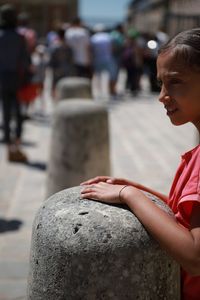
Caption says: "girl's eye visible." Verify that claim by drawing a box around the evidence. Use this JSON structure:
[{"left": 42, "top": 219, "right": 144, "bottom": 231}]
[
  {"left": 157, "top": 80, "right": 162, "bottom": 88},
  {"left": 169, "top": 79, "right": 182, "bottom": 85}
]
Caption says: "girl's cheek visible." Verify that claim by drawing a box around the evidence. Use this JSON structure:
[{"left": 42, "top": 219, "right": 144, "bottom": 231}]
[
  {"left": 169, "top": 86, "right": 186, "bottom": 98},
  {"left": 170, "top": 91, "right": 184, "bottom": 98}
]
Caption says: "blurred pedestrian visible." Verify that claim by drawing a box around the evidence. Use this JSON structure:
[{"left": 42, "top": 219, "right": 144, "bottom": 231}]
[
  {"left": 48, "top": 27, "right": 74, "bottom": 98},
  {"left": 90, "top": 24, "right": 116, "bottom": 98},
  {"left": 65, "top": 17, "right": 91, "bottom": 78},
  {"left": 110, "top": 23, "right": 125, "bottom": 96},
  {"left": 122, "top": 29, "right": 143, "bottom": 95},
  {"left": 17, "top": 11, "right": 37, "bottom": 54},
  {"left": 31, "top": 44, "right": 47, "bottom": 92},
  {"left": 21, "top": 44, "right": 48, "bottom": 116},
  {"left": 0, "top": 4, "right": 30, "bottom": 162},
  {"left": 17, "top": 11, "right": 38, "bottom": 119},
  {"left": 46, "top": 20, "right": 60, "bottom": 48}
]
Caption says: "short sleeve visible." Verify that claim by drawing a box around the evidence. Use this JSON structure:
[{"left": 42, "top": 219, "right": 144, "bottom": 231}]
[{"left": 177, "top": 194, "right": 200, "bottom": 227}]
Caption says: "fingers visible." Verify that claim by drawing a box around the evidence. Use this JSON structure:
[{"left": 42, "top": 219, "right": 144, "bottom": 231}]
[
  {"left": 80, "top": 176, "right": 111, "bottom": 186},
  {"left": 80, "top": 176, "right": 129, "bottom": 186},
  {"left": 106, "top": 177, "right": 124, "bottom": 184},
  {"left": 81, "top": 185, "right": 95, "bottom": 193},
  {"left": 81, "top": 182, "right": 123, "bottom": 204},
  {"left": 81, "top": 184, "right": 98, "bottom": 200},
  {"left": 81, "top": 182, "right": 105, "bottom": 196},
  {"left": 106, "top": 178, "right": 115, "bottom": 183}
]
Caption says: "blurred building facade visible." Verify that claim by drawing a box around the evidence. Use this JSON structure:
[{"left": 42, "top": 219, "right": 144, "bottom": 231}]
[
  {"left": 127, "top": 0, "right": 200, "bottom": 36},
  {"left": 0, "top": 0, "right": 78, "bottom": 37}
]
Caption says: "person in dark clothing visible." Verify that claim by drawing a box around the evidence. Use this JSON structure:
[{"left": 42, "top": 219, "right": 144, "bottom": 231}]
[
  {"left": 122, "top": 33, "right": 143, "bottom": 95},
  {"left": 48, "top": 27, "right": 74, "bottom": 97},
  {"left": 0, "top": 4, "right": 30, "bottom": 162}
]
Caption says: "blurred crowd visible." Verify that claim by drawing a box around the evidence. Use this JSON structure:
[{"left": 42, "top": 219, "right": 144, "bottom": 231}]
[
  {"left": 45, "top": 17, "right": 169, "bottom": 97},
  {"left": 0, "top": 3, "right": 169, "bottom": 163}
]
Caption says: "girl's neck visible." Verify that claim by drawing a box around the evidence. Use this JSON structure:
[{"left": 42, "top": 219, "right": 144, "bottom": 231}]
[{"left": 192, "top": 120, "right": 200, "bottom": 136}]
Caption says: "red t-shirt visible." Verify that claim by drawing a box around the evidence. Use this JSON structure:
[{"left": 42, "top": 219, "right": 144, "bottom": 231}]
[{"left": 168, "top": 145, "right": 200, "bottom": 300}]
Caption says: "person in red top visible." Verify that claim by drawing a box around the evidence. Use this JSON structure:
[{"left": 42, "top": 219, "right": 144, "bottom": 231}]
[{"left": 81, "top": 28, "right": 200, "bottom": 300}]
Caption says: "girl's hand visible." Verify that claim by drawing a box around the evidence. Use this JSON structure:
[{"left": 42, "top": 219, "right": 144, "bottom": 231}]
[
  {"left": 81, "top": 182, "right": 130, "bottom": 204},
  {"left": 80, "top": 176, "right": 167, "bottom": 203},
  {"left": 80, "top": 176, "right": 133, "bottom": 186},
  {"left": 80, "top": 176, "right": 111, "bottom": 185}
]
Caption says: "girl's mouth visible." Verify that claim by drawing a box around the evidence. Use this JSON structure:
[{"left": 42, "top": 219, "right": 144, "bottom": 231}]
[{"left": 165, "top": 107, "right": 178, "bottom": 116}]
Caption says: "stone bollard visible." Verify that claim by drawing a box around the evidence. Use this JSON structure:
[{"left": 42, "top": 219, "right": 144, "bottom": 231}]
[
  {"left": 46, "top": 100, "right": 110, "bottom": 197},
  {"left": 55, "top": 77, "right": 92, "bottom": 100},
  {"left": 27, "top": 186, "right": 180, "bottom": 300}
]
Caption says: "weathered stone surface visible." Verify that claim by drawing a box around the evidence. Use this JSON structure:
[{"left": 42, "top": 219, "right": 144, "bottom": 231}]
[
  {"left": 46, "top": 100, "right": 110, "bottom": 197},
  {"left": 55, "top": 77, "right": 92, "bottom": 100},
  {"left": 28, "top": 186, "right": 180, "bottom": 300}
]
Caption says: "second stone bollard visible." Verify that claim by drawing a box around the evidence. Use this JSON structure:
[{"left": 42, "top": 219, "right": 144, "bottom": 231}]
[
  {"left": 55, "top": 77, "right": 92, "bottom": 100},
  {"left": 46, "top": 100, "right": 110, "bottom": 197},
  {"left": 27, "top": 186, "right": 180, "bottom": 300}
]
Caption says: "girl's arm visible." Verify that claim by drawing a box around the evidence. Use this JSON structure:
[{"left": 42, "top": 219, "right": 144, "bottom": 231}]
[
  {"left": 124, "top": 181, "right": 168, "bottom": 203},
  {"left": 81, "top": 183, "right": 200, "bottom": 276},
  {"left": 81, "top": 176, "right": 168, "bottom": 203},
  {"left": 122, "top": 186, "right": 200, "bottom": 276}
]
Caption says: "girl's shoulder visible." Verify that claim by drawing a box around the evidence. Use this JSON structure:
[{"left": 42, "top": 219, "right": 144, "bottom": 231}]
[{"left": 181, "top": 144, "right": 200, "bottom": 161}]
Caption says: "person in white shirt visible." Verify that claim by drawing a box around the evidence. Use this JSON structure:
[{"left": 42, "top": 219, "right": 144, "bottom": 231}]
[{"left": 65, "top": 17, "right": 91, "bottom": 78}]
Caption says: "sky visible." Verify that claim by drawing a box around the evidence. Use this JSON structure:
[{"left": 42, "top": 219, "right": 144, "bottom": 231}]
[{"left": 79, "top": 0, "right": 130, "bottom": 26}]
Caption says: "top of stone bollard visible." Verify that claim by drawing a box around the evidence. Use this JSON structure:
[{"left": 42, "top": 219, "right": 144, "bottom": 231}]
[
  {"left": 40, "top": 186, "right": 174, "bottom": 242},
  {"left": 54, "top": 99, "right": 107, "bottom": 117}
]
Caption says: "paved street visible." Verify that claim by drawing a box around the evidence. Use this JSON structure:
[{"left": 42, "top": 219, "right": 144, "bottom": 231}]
[{"left": 0, "top": 77, "right": 197, "bottom": 299}]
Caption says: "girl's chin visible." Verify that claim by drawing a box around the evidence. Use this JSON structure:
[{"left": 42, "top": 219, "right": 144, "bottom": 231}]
[{"left": 169, "top": 118, "right": 188, "bottom": 126}]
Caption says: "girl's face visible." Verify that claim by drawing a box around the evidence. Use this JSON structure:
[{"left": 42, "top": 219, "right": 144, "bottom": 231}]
[{"left": 157, "top": 51, "right": 200, "bottom": 131}]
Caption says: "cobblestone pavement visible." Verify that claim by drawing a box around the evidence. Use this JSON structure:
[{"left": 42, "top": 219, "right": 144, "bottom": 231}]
[{"left": 0, "top": 86, "right": 197, "bottom": 299}]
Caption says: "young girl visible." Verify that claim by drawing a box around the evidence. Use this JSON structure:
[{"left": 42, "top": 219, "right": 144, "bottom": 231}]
[{"left": 81, "top": 28, "right": 200, "bottom": 300}]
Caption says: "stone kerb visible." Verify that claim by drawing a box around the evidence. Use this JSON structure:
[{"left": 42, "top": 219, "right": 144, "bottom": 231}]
[
  {"left": 27, "top": 186, "right": 180, "bottom": 300},
  {"left": 46, "top": 100, "right": 110, "bottom": 197},
  {"left": 55, "top": 77, "right": 92, "bottom": 101}
]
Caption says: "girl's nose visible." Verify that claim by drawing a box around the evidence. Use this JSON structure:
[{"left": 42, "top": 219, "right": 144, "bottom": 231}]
[{"left": 158, "top": 86, "right": 170, "bottom": 103}]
